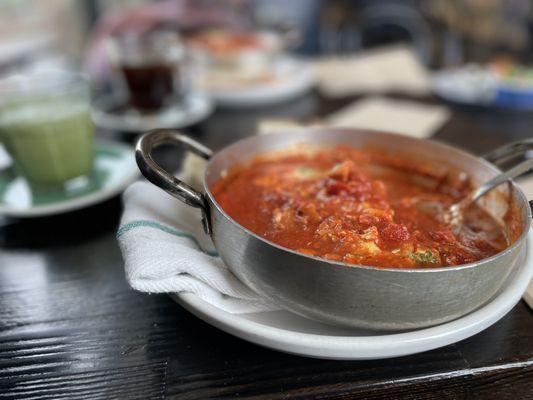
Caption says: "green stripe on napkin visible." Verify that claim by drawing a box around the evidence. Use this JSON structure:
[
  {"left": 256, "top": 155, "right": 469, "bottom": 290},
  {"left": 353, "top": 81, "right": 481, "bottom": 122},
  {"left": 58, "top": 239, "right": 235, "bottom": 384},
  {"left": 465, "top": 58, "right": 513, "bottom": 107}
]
[{"left": 117, "top": 220, "right": 219, "bottom": 257}]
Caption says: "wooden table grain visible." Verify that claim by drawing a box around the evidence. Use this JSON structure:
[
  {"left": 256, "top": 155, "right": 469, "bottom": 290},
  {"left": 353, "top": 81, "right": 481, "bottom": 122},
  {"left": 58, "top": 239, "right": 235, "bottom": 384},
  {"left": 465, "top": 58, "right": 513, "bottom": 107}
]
[{"left": 1, "top": 92, "right": 532, "bottom": 400}]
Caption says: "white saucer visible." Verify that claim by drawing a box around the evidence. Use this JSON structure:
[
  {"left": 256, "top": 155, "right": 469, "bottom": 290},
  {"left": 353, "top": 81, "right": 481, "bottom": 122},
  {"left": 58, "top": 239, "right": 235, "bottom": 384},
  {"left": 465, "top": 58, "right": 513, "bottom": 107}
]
[
  {"left": 0, "top": 140, "right": 138, "bottom": 217},
  {"left": 91, "top": 92, "right": 213, "bottom": 133},
  {"left": 205, "top": 57, "right": 315, "bottom": 108},
  {"left": 173, "top": 233, "right": 533, "bottom": 360}
]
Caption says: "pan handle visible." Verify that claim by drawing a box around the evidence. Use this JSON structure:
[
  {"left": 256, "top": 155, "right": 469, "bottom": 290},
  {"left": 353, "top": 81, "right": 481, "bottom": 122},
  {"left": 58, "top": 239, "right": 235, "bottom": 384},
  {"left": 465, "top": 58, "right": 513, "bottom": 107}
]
[
  {"left": 135, "top": 129, "right": 213, "bottom": 234},
  {"left": 482, "top": 139, "right": 533, "bottom": 214},
  {"left": 483, "top": 138, "right": 533, "bottom": 166}
]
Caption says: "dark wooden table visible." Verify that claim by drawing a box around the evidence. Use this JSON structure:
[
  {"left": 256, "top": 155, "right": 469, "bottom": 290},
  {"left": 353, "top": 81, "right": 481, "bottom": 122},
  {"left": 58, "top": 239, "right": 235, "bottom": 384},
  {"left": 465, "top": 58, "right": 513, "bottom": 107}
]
[{"left": 1, "top": 92, "right": 532, "bottom": 399}]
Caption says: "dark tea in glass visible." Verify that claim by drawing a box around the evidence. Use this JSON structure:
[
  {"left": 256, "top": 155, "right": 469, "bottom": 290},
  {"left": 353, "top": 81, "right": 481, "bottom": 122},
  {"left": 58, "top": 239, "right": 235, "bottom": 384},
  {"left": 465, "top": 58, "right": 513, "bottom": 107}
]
[
  {"left": 107, "top": 30, "right": 188, "bottom": 112},
  {"left": 120, "top": 64, "right": 174, "bottom": 110}
]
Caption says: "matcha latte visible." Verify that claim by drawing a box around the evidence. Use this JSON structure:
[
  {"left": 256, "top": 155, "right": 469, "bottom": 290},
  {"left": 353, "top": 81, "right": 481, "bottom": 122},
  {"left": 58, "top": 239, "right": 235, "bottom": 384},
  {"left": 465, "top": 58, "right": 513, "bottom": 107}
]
[{"left": 0, "top": 71, "right": 95, "bottom": 185}]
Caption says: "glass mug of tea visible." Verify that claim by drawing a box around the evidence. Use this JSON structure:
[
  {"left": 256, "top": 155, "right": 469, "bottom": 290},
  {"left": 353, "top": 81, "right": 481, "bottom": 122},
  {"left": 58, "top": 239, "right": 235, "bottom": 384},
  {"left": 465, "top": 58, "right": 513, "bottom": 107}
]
[
  {"left": 106, "top": 30, "right": 192, "bottom": 112},
  {"left": 0, "top": 71, "right": 95, "bottom": 186}
]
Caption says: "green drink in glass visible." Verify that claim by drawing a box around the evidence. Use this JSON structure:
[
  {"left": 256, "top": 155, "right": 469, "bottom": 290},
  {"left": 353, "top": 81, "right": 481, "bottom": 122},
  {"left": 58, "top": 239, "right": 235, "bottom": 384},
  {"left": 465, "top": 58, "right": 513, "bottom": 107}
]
[{"left": 0, "top": 71, "right": 95, "bottom": 186}]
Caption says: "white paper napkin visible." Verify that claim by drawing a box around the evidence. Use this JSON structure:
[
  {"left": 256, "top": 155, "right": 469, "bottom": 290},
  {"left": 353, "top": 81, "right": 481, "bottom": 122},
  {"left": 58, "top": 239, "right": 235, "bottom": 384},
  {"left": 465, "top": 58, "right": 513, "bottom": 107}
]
[
  {"left": 313, "top": 45, "right": 432, "bottom": 98},
  {"left": 327, "top": 97, "right": 450, "bottom": 138},
  {"left": 258, "top": 97, "right": 450, "bottom": 139}
]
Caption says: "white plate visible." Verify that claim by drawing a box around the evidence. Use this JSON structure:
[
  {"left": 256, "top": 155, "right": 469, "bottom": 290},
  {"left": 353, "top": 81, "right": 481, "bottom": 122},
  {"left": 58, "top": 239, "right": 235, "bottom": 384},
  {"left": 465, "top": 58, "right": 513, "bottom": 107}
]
[
  {"left": 91, "top": 93, "right": 213, "bottom": 133},
  {"left": 0, "top": 140, "right": 138, "bottom": 218},
  {"left": 173, "top": 233, "right": 533, "bottom": 360},
  {"left": 432, "top": 67, "right": 496, "bottom": 106},
  {"left": 206, "top": 57, "right": 315, "bottom": 108}
]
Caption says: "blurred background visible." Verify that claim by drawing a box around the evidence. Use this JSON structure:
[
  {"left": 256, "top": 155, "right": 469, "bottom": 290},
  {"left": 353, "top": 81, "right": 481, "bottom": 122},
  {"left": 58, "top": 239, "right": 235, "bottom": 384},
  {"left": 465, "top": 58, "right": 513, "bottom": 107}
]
[
  {"left": 2, "top": 0, "right": 533, "bottom": 74},
  {"left": 2, "top": 0, "right": 533, "bottom": 120}
]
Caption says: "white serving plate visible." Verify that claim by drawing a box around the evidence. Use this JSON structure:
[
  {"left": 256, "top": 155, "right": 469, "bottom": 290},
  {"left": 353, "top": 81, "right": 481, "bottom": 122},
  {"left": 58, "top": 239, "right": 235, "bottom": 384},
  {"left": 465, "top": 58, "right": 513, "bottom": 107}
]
[{"left": 173, "top": 233, "right": 533, "bottom": 360}]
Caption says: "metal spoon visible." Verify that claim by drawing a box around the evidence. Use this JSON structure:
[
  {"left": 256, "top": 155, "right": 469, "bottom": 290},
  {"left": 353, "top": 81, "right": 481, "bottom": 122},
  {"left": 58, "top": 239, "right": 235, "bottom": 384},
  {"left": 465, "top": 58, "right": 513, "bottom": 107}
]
[
  {"left": 416, "top": 157, "right": 533, "bottom": 229},
  {"left": 445, "top": 157, "right": 533, "bottom": 228}
]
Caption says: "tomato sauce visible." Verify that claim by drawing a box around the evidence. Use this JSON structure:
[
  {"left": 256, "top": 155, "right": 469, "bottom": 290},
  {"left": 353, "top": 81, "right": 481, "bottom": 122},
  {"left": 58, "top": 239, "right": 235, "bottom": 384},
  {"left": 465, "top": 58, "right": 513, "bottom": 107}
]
[
  {"left": 189, "top": 31, "right": 264, "bottom": 54},
  {"left": 211, "top": 146, "right": 510, "bottom": 268}
]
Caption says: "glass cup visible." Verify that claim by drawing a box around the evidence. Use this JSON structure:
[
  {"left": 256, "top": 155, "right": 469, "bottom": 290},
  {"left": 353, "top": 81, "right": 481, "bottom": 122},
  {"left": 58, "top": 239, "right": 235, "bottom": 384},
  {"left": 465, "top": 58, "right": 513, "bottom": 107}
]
[
  {"left": 106, "top": 30, "right": 192, "bottom": 112},
  {"left": 0, "top": 71, "right": 95, "bottom": 186}
]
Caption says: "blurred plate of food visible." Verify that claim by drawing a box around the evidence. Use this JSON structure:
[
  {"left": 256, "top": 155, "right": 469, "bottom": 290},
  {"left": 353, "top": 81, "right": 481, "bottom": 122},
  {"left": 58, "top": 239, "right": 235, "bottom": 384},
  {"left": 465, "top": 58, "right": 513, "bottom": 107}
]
[
  {"left": 187, "top": 30, "right": 315, "bottom": 107},
  {"left": 433, "top": 60, "right": 533, "bottom": 111}
]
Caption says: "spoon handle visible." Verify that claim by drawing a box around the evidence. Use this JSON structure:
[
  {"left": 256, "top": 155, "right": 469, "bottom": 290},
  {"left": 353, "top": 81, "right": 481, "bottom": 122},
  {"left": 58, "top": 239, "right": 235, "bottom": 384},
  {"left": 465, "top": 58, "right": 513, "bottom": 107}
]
[{"left": 470, "top": 157, "right": 533, "bottom": 203}]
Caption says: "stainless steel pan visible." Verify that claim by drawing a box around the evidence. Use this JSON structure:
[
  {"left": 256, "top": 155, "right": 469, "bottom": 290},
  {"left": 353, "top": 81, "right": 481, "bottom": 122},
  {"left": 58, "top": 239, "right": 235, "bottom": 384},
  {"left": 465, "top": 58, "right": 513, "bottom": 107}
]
[{"left": 136, "top": 129, "right": 532, "bottom": 330}]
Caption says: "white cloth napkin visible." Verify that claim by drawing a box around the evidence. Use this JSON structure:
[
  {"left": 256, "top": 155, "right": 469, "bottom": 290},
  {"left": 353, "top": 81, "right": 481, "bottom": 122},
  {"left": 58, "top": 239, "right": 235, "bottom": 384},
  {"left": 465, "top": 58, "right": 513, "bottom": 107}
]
[{"left": 118, "top": 173, "right": 278, "bottom": 314}]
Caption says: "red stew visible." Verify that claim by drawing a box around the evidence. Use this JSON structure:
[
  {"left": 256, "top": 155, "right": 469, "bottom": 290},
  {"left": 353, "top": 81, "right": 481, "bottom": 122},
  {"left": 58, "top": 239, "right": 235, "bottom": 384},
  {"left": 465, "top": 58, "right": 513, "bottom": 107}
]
[
  {"left": 189, "top": 31, "right": 264, "bottom": 54},
  {"left": 212, "top": 146, "right": 510, "bottom": 268}
]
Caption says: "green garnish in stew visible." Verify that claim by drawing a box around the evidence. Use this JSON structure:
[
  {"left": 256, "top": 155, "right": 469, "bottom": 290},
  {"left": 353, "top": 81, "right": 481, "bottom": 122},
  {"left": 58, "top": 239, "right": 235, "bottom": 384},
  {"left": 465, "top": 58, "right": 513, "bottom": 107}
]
[{"left": 410, "top": 250, "right": 440, "bottom": 266}]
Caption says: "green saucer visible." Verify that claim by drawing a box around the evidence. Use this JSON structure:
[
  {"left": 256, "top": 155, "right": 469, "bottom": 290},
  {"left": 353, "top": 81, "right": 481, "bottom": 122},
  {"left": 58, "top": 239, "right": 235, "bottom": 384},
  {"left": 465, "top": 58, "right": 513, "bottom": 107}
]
[{"left": 0, "top": 141, "right": 138, "bottom": 217}]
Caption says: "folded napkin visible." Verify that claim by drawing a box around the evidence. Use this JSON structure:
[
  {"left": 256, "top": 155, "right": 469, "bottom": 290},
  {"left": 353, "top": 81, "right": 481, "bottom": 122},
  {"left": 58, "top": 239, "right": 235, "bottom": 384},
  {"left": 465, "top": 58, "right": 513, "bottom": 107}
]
[{"left": 118, "top": 166, "right": 278, "bottom": 314}]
